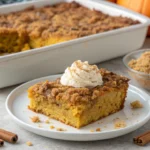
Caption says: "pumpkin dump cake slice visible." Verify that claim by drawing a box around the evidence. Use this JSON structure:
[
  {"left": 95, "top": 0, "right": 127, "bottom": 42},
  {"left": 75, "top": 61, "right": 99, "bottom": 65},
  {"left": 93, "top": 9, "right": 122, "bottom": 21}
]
[{"left": 28, "top": 60, "right": 129, "bottom": 128}]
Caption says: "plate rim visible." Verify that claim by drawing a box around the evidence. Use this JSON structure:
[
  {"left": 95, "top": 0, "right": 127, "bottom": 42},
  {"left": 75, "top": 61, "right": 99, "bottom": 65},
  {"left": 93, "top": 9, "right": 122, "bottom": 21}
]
[{"left": 5, "top": 74, "right": 150, "bottom": 136}]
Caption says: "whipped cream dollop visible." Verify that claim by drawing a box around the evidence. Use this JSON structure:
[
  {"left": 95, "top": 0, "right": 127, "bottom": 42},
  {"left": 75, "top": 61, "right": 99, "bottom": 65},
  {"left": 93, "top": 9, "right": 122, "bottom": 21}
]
[{"left": 60, "top": 60, "right": 103, "bottom": 88}]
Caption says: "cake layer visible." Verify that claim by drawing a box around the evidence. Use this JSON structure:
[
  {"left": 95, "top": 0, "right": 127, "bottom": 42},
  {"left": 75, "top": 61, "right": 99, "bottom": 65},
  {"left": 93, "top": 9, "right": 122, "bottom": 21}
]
[
  {"left": 0, "top": 2, "right": 140, "bottom": 53},
  {"left": 28, "top": 88, "right": 127, "bottom": 128},
  {"left": 28, "top": 69, "right": 129, "bottom": 128},
  {"left": 0, "top": 28, "right": 29, "bottom": 53},
  {"left": 29, "top": 35, "right": 76, "bottom": 49}
]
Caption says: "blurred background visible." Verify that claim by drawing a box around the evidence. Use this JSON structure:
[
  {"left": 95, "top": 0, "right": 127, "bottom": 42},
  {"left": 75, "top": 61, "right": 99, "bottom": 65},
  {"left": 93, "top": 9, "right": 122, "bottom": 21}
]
[{"left": 0, "top": 0, "right": 33, "bottom": 5}]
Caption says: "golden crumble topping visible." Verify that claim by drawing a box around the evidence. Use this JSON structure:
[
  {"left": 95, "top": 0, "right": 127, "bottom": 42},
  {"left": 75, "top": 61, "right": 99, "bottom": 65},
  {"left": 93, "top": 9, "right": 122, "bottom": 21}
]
[
  {"left": 29, "top": 68, "right": 129, "bottom": 106},
  {"left": 0, "top": 2, "right": 139, "bottom": 38},
  {"left": 128, "top": 51, "right": 150, "bottom": 74},
  {"left": 0, "top": 2, "right": 140, "bottom": 53},
  {"left": 130, "top": 100, "right": 143, "bottom": 109}
]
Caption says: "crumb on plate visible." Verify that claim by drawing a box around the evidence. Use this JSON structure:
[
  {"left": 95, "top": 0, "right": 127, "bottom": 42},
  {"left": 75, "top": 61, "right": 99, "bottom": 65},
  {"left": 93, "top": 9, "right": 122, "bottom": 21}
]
[
  {"left": 50, "top": 125, "right": 55, "bottom": 129},
  {"left": 45, "top": 120, "right": 50, "bottom": 124},
  {"left": 30, "top": 116, "right": 41, "bottom": 123},
  {"left": 96, "top": 128, "right": 101, "bottom": 132},
  {"left": 90, "top": 130, "right": 94, "bottom": 132},
  {"left": 114, "top": 119, "right": 126, "bottom": 129},
  {"left": 56, "top": 128, "right": 66, "bottom": 131},
  {"left": 130, "top": 100, "right": 143, "bottom": 109}
]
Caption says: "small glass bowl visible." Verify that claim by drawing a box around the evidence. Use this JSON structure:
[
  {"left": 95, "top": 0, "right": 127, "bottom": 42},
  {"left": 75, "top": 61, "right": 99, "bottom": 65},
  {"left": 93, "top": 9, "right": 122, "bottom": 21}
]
[{"left": 123, "top": 49, "right": 150, "bottom": 90}]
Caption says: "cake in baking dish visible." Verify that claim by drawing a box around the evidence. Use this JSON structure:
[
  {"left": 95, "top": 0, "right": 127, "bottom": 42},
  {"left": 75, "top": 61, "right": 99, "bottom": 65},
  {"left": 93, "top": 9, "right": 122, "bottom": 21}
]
[{"left": 0, "top": 2, "right": 140, "bottom": 54}]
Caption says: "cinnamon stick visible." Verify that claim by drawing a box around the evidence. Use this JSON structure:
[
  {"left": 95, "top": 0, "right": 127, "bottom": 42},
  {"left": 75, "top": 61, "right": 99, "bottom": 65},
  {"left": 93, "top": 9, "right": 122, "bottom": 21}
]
[
  {"left": 0, "top": 139, "right": 4, "bottom": 147},
  {"left": 133, "top": 131, "right": 150, "bottom": 146},
  {"left": 0, "top": 129, "right": 18, "bottom": 144}
]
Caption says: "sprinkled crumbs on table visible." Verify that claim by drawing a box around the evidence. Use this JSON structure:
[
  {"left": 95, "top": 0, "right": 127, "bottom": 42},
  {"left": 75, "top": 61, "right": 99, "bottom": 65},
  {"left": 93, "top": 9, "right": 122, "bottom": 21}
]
[{"left": 26, "top": 141, "right": 33, "bottom": 146}]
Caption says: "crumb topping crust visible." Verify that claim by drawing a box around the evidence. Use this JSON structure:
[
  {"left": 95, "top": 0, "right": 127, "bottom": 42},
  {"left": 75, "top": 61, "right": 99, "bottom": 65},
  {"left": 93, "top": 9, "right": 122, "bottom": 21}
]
[
  {"left": 0, "top": 2, "right": 140, "bottom": 39},
  {"left": 29, "top": 69, "right": 129, "bottom": 105}
]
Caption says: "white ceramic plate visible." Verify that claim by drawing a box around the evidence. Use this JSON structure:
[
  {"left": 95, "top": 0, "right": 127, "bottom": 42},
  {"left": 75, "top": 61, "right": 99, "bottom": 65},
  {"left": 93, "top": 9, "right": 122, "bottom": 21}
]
[{"left": 6, "top": 75, "right": 150, "bottom": 141}]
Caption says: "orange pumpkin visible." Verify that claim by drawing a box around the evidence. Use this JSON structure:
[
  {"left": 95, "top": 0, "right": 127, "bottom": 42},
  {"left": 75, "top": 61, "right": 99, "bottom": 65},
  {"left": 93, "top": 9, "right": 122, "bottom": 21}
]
[
  {"left": 108, "top": 0, "right": 117, "bottom": 2},
  {"left": 117, "top": 0, "right": 150, "bottom": 36}
]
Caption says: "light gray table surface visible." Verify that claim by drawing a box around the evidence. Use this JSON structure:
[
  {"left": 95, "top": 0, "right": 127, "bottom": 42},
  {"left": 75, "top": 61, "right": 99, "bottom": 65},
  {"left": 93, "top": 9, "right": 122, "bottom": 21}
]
[{"left": 0, "top": 38, "right": 150, "bottom": 150}]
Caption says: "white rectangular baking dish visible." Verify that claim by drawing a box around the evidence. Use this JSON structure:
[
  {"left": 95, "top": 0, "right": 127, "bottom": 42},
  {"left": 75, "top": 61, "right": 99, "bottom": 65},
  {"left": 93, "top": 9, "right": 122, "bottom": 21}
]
[{"left": 0, "top": 0, "right": 150, "bottom": 88}]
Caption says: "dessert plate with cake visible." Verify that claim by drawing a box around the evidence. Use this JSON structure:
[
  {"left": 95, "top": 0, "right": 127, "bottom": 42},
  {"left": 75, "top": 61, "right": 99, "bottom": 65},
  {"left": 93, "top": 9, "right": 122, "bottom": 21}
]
[{"left": 6, "top": 61, "right": 150, "bottom": 141}]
